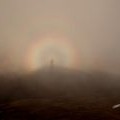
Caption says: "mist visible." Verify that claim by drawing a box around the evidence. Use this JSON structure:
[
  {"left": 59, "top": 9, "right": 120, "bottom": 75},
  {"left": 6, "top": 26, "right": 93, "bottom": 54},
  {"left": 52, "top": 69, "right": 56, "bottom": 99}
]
[
  {"left": 0, "top": 0, "right": 120, "bottom": 74},
  {"left": 0, "top": 0, "right": 120, "bottom": 119}
]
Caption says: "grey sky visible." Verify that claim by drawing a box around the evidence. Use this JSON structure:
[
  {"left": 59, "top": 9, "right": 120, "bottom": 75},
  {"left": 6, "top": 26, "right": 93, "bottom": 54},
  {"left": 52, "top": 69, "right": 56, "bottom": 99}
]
[{"left": 0, "top": 0, "right": 120, "bottom": 74}]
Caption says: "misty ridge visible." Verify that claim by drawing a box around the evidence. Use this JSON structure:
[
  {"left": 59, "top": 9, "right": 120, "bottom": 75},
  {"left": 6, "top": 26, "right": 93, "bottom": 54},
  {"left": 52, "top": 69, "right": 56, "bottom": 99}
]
[
  {"left": 0, "top": 67, "right": 120, "bottom": 102},
  {"left": 1, "top": 67, "right": 120, "bottom": 119}
]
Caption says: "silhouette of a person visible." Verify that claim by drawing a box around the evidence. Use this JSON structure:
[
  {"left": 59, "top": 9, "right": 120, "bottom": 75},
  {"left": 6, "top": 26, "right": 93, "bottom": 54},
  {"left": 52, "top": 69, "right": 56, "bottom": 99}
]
[{"left": 50, "top": 59, "right": 54, "bottom": 68}]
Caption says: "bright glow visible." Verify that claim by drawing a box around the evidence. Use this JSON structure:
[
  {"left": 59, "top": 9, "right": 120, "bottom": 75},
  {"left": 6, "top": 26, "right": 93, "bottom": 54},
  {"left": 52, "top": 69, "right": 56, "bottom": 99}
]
[{"left": 25, "top": 34, "right": 80, "bottom": 72}]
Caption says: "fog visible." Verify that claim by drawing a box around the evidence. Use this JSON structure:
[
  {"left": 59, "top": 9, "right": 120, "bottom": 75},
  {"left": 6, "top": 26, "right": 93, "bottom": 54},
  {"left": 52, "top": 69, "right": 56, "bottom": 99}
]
[
  {"left": 0, "top": 0, "right": 120, "bottom": 74},
  {"left": 1, "top": 1, "right": 120, "bottom": 119}
]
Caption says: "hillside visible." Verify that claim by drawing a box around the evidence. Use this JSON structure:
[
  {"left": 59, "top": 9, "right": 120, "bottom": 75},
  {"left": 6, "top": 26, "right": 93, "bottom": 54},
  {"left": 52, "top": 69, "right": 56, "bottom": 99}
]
[{"left": 0, "top": 68, "right": 120, "bottom": 119}]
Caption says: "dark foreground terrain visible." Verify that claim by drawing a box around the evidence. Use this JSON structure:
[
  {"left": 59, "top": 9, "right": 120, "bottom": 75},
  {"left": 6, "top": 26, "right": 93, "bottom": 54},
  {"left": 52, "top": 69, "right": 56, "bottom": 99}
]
[{"left": 0, "top": 68, "right": 120, "bottom": 120}]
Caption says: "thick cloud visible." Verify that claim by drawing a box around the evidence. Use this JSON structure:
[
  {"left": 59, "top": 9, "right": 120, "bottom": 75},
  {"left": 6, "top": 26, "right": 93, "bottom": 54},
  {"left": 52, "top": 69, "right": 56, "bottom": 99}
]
[{"left": 0, "top": 0, "right": 120, "bottom": 74}]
